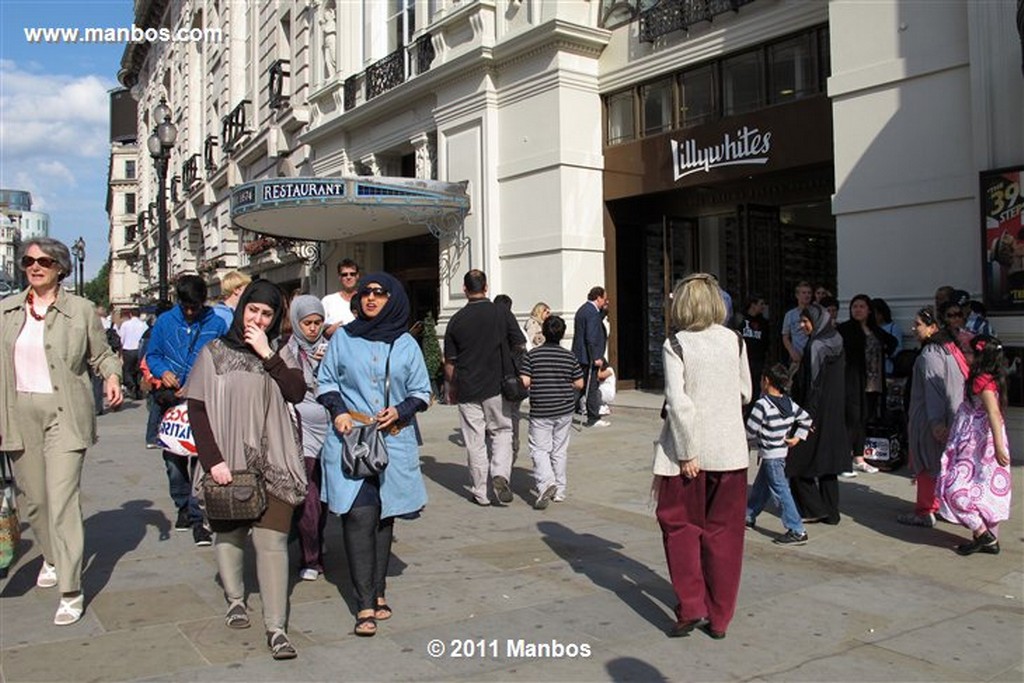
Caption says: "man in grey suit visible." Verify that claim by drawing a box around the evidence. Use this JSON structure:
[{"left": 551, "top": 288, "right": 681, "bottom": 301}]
[{"left": 572, "top": 286, "right": 609, "bottom": 427}]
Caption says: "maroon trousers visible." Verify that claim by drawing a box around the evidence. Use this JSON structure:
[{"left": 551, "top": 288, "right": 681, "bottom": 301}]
[
  {"left": 656, "top": 469, "right": 747, "bottom": 632},
  {"left": 297, "top": 457, "right": 326, "bottom": 572}
]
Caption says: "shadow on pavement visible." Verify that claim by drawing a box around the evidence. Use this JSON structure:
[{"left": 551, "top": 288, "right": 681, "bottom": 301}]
[
  {"left": 537, "top": 521, "right": 675, "bottom": 632},
  {"left": 606, "top": 656, "right": 670, "bottom": 682},
  {"left": 420, "top": 454, "right": 469, "bottom": 502},
  {"left": 81, "top": 499, "right": 171, "bottom": 602}
]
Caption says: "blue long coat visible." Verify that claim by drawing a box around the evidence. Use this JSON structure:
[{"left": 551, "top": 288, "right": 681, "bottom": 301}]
[{"left": 317, "top": 331, "right": 430, "bottom": 518}]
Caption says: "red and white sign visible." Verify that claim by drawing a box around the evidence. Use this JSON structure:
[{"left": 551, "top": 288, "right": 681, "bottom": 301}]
[{"left": 158, "top": 402, "right": 196, "bottom": 457}]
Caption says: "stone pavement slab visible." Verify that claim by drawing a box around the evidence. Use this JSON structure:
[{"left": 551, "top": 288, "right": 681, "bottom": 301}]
[{"left": 1, "top": 396, "right": 1021, "bottom": 682}]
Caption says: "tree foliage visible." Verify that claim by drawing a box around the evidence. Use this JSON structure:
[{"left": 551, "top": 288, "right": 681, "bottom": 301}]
[
  {"left": 421, "top": 313, "right": 442, "bottom": 379},
  {"left": 82, "top": 262, "right": 110, "bottom": 308}
]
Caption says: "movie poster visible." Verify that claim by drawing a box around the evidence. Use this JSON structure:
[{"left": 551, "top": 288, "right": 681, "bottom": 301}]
[{"left": 982, "top": 166, "right": 1024, "bottom": 312}]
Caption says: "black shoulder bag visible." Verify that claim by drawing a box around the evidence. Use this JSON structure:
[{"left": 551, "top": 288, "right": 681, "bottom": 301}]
[{"left": 340, "top": 342, "right": 393, "bottom": 479}]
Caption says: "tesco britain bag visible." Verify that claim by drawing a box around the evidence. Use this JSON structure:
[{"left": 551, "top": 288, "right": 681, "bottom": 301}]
[{"left": 158, "top": 402, "right": 197, "bottom": 456}]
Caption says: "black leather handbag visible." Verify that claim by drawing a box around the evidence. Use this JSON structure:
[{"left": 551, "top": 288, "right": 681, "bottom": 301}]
[
  {"left": 341, "top": 423, "right": 389, "bottom": 479},
  {"left": 340, "top": 343, "right": 393, "bottom": 479},
  {"left": 201, "top": 470, "right": 267, "bottom": 521}
]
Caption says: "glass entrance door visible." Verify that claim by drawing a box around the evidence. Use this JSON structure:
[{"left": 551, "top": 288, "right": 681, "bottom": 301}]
[{"left": 642, "top": 217, "right": 698, "bottom": 383}]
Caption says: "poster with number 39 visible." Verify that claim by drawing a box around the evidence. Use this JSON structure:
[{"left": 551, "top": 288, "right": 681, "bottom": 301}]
[{"left": 981, "top": 166, "right": 1024, "bottom": 312}]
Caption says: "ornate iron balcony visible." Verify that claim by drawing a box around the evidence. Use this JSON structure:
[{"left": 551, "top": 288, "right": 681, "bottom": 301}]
[
  {"left": 344, "top": 75, "right": 358, "bottom": 111},
  {"left": 203, "top": 136, "right": 218, "bottom": 173},
  {"left": 639, "top": 0, "right": 755, "bottom": 43},
  {"left": 366, "top": 49, "right": 405, "bottom": 100},
  {"left": 415, "top": 34, "right": 435, "bottom": 75},
  {"left": 269, "top": 59, "right": 290, "bottom": 109},
  {"left": 221, "top": 99, "right": 251, "bottom": 152},
  {"left": 183, "top": 154, "right": 199, "bottom": 189}
]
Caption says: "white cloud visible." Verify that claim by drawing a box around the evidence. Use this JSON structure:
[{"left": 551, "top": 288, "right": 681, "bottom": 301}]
[
  {"left": 0, "top": 60, "right": 116, "bottom": 169},
  {"left": 37, "top": 160, "right": 77, "bottom": 186}
]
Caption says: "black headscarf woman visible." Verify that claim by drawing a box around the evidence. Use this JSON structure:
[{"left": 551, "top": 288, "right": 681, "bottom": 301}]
[
  {"left": 222, "top": 280, "right": 285, "bottom": 354},
  {"left": 344, "top": 272, "right": 410, "bottom": 344}
]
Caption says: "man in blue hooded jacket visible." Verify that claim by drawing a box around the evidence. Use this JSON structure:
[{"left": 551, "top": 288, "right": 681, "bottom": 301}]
[{"left": 144, "top": 275, "right": 228, "bottom": 545}]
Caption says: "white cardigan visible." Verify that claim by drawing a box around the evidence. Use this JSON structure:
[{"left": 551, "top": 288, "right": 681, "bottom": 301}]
[{"left": 652, "top": 325, "right": 752, "bottom": 475}]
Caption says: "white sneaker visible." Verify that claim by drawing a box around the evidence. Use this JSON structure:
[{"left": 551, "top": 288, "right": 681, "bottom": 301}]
[
  {"left": 598, "top": 405, "right": 611, "bottom": 416},
  {"left": 553, "top": 493, "right": 566, "bottom": 503},
  {"left": 838, "top": 471, "right": 857, "bottom": 478},
  {"left": 299, "top": 568, "right": 319, "bottom": 581},
  {"left": 587, "top": 419, "right": 611, "bottom": 428},
  {"left": 36, "top": 561, "right": 58, "bottom": 589},
  {"left": 854, "top": 461, "right": 879, "bottom": 473}
]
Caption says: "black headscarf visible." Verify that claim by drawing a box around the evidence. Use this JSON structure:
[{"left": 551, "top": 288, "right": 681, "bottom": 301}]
[
  {"left": 344, "top": 271, "right": 409, "bottom": 344},
  {"left": 222, "top": 280, "right": 285, "bottom": 354}
]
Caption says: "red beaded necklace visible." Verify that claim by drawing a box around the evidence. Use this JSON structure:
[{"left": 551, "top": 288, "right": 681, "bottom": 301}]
[{"left": 25, "top": 291, "right": 49, "bottom": 322}]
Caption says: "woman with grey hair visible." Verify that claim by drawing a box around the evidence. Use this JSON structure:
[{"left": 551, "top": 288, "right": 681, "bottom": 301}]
[
  {"left": 653, "top": 273, "right": 751, "bottom": 640},
  {"left": 0, "top": 237, "right": 123, "bottom": 625}
]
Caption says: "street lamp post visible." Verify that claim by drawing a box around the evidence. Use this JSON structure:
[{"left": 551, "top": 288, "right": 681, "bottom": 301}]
[
  {"left": 70, "top": 237, "right": 85, "bottom": 295},
  {"left": 147, "top": 97, "right": 178, "bottom": 304}
]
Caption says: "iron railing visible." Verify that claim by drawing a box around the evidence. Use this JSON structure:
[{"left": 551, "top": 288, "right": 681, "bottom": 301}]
[
  {"left": 221, "top": 99, "right": 251, "bottom": 152},
  {"left": 639, "top": 0, "right": 756, "bottom": 43},
  {"left": 269, "top": 59, "right": 290, "bottom": 109}
]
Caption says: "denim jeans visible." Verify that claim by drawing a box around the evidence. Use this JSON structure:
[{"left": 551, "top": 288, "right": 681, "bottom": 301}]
[
  {"left": 146, "top": 395, "right": 163, "bottom": 446},
  {"left": 746, "top": 457, "right": 805, "bottom": 535},
  {"left": 163, "top": 451, "right": 202, "bottom": 525}
]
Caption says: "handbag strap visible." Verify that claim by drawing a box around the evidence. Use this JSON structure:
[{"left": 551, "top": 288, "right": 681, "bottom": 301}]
[
  {"left": 384, "top": 341, "right": 393, "bottom": 409},
  {"left": 0, "top": 453, "right": 11, "bottom": 485}
]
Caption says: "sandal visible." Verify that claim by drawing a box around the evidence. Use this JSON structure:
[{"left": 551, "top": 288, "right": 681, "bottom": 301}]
[
  {"left": 267, "top": 629, "right": 297, "bottom": 660},
  {"left": 354, "top": 612, "right": 377, "bottom": 637},
  {"left": 375, "top": 600, "right": 392, "bottom": 621},
  {"left": 225, "top": 600, "right": 250, "bottom": 629},
  {"left": 54, "top": 594, "right": 84, "bottom": 626}
]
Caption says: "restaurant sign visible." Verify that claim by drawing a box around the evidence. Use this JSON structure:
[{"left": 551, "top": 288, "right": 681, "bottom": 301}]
[{"left": 671, "top": 126, "right": 772, "bottom": 181}]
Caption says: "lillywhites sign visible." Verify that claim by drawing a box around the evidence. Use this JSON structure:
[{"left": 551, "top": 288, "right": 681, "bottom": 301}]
[
  {"left": 670, "top": 126, "right": 772, "bottom": 181},
  {"left": 262, "top": 180, "right": 346, "bottom": 201}
]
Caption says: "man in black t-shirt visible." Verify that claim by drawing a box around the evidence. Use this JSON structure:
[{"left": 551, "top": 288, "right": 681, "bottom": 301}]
[{"left": 444, "top": 270, "right": 525, "bottom": 506}]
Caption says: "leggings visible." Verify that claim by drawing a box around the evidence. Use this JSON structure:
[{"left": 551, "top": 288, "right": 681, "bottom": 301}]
[
  {"left": 341, "top": 504, "right": 394, "bottom": 612},
  {"left": 215, "top": 526, "right": 289, "bottom": 632}
]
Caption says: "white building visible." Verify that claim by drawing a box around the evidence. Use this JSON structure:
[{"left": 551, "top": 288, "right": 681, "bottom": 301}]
[
  {"left": 114, "top": 1, "right": 1022, "bottom": 429},
  {"left": 0, "top": 189, "right": 50, "bottom": 289}
]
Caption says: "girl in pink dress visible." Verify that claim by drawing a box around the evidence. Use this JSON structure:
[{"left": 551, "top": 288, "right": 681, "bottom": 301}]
[{"left": 936, "top": 335, "right": 1012, "bottom": 556}]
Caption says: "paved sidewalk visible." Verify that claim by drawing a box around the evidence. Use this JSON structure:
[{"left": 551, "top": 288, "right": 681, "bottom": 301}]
[{"left": 1, "top": 395, "right": 1021, "bottom": 682}]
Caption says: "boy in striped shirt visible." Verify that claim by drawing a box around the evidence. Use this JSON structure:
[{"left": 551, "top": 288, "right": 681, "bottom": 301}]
[
  {"left": 745, "top": 363, "right": 814, "bottom": 546},
  {"left": 520, "top": 316, "right": 584, "bottom": 509}
]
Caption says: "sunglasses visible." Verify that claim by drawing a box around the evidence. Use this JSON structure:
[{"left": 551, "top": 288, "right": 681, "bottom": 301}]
[
  {"left": 21, "top": 255, "right": 58, "bottom": 269},
  {"left": 340, "top": 271, "right": 359, "bottom": 278},
  {"left": 361, "top": 286, "right": 390, "bottom": 298}
]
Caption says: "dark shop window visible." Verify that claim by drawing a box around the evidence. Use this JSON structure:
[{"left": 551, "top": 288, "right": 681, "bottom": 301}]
[
  {"left": 768, "top": 34, "right": 816, "bottom": 104},
  {"left": 679, "top": 65, "right": 716, "bottom": 127},
  {"left": 641, "top": 78, "right": 674, "bottom": 136},
  {"left": 722, "top": 50, "right": 764, "bottom": 117},
  {"left": 606, "top": 90, "right": 636, "bottom": 145}
]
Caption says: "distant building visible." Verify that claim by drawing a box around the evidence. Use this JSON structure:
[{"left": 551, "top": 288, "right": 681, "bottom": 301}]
[
  {"left": 0, "top": 189, "right": 50, "bottom": 289},
  {"left": 106, "top": 87, "right": 142, "bottom": 306}
]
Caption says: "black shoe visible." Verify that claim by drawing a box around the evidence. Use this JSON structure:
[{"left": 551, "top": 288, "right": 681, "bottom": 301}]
[
  {"left": 956, "top": 531, "right": 999, "bottom": 556},
  {"left": 667, "top": 617, "right": 704, "bottom": 638},
  {"left": 773, "top": 530, "right": 808, "bottom": 546},
  {"left": 193, "top": 526, "right": 212, "bottom": 547},
  {"left": 174, "top": 508, "right": 191, "bottom": 532},
  {"left": 492, "top": 476, "right": 513, "bottom": 504},
  {"left": 701, "top": 623, "right": 727, "bottom": 640},
  {"left": 745, "top": 518, "right": 755, "bottom": 530}
]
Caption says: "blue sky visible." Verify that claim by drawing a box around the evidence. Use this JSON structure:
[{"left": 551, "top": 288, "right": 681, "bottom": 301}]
[{"left": 1, "top": 0, "right": 133, "bottom": 279}]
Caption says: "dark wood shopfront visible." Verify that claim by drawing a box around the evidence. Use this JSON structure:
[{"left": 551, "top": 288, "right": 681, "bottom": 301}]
[{"left": 603, "top": 96, "right": 836, "bottom": 388}]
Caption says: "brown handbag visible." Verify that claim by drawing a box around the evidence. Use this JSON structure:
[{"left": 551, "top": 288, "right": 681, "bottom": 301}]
[{"left": 201, "top": 470, "right": 267, "bottom": 521}]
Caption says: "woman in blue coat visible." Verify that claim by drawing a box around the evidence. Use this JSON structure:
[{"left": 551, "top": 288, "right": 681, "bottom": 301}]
[{"left": 317, "top": 272, "right": 430, "bottom": 637}]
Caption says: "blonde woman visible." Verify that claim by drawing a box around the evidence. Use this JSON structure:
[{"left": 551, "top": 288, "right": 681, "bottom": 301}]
[
  {"left": 653, "top": 273, "right": 751, "bottom": 640},
  {"left": 524, "top": 302, "right": 550, "bottom": 351}
]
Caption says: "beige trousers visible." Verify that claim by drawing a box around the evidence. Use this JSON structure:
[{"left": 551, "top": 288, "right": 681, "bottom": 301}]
[
  {"left": 459, "top": 394, "right": 513, "bottom": 504},
  {"left": 10, "top": 391, "right": 86, "bottom": 593}
]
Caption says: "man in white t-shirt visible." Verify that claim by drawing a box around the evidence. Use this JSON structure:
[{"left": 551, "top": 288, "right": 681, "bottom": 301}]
[
  {"left": 321, "top": 258, "right": 360, "bottom": 338},
  {"left": 118, "top": 307, "right": 149, "bottom": 399}
]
